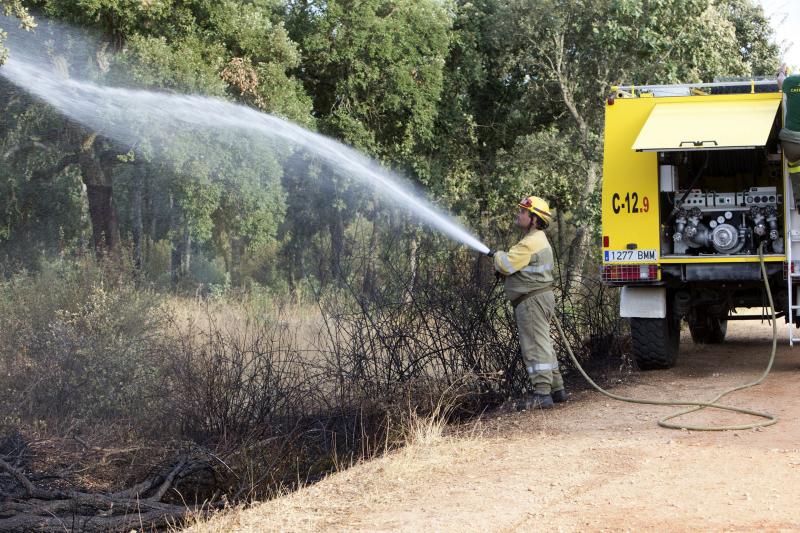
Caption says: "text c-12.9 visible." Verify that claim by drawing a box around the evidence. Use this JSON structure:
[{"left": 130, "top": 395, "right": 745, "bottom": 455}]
[{"left": 611, "top": 192, "right": 649, "bottom": 214}]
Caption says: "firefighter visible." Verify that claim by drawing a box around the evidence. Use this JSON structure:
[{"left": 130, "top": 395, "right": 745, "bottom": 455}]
[
  {"left": 492, "top": 196, "right": 566, "bottom": 410},
  {"left": 778, "top": 64, "right": 800, "bottom": 208}
]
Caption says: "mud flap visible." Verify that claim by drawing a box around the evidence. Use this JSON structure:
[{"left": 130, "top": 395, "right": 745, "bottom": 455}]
[{"left": 620, "top": 286, "right": 666, "bottom": 318}]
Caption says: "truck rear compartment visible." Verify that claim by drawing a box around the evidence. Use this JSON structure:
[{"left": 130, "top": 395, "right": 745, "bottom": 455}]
[{"left": 658, "top": 145, "right": 785, "bottom": 260}]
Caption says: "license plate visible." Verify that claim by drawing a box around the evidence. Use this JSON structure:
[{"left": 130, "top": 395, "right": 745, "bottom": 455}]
[{"left": 604, "top": 249, "right": 658, "bottom": 263}]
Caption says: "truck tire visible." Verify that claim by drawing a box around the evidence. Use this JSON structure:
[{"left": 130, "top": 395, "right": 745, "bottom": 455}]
[
  {"left": 630, "top": 316, "right": 680, "bottom": 370},
  {"left": 689, "top": 313, "right": 727, "bottom": 344}
]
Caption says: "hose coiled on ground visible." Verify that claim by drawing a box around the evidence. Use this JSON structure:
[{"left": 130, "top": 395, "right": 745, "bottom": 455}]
[{"left": 554, "top": 243, "right": 778, "bottom": 431}]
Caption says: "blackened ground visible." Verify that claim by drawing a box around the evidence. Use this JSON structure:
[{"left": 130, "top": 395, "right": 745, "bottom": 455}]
[{"left": 189, "top": 318, "right": 800, "bottom": 532}]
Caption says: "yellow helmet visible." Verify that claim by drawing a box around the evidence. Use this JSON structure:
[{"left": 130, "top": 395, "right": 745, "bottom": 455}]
[{"left": 518, "top": 196, "right": 552, "bottom": 227}]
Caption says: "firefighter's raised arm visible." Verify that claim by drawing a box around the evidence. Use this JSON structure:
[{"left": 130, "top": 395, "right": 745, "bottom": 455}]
[{"left": 493, "top": 239, "right": 535, "bottom": 275}]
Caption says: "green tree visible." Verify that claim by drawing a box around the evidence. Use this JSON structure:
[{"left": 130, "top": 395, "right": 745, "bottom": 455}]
[
  {"left": 286, "top": 0, "right": 452, "bottom": 287},
  {"left": 1, "top": 1, "right": 312, "bottom": 286},
  {"left": 0, "top": 84, "right": 90, "bottom": 263},
  {"left": 0, "top": 0, "right": 781, "bottom": 296},
  {"left": 0, "top": 1, "right": 35, "bottom": 64},
  {"left": 489, "top": 0, "right": 779, "bottom": 293},
  {"left": 716, "top": 0, "right": 780, "bottom": 76}
]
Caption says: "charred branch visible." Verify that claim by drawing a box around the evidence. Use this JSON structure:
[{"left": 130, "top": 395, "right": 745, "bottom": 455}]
[
  {"left": 0, "top": 456, "right": 36, "bottom": 497},
  {"left": 0, "top": 450, "right": 213, "bottom": 532}
]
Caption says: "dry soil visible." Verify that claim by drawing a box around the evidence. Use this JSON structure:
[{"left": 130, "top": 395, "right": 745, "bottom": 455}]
[{"left": 190, "top": 318, "right": 800, "bottom": 532}]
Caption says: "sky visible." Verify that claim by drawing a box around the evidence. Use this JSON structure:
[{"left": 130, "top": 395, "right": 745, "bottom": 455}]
[{"left": 756, "top": 0, "right": 800, "bottom": 70}]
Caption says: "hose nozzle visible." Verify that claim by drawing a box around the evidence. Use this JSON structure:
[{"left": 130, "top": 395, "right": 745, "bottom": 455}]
[{"left": 486, "top": 249, "right": 496, "bottom": 258}]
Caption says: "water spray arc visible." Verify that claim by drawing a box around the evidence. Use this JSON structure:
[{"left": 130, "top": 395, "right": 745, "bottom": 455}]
[{"left": 0, "top": 52, "right": 488, "bottom": 255}]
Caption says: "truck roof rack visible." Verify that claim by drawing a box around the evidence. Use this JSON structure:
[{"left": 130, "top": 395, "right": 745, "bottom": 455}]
[{"left": 612, "top": 80, "right": 779, "bottom": 97}]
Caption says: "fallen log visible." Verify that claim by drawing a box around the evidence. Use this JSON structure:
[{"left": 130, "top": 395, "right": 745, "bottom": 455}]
[
  {"left": 0, "top": 505, "right": 188, "bottom": 532},
  {"left": 0, "top": 454, "right": 217, "bottom": 532}
]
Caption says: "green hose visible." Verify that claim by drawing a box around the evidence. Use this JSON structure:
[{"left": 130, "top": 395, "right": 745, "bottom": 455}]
[{"left": 554, "top": 244, "right": 778, "bottom": 431}]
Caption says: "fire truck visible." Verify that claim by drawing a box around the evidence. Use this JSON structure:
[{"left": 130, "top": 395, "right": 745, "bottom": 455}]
[{"left": 600, "top": 79, "right": 795, "bottom": 369}]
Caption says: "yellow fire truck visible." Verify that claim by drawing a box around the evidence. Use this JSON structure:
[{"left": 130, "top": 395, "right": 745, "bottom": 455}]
[{"left": 600, "top": 80, "right": 795, "bottom": 369}]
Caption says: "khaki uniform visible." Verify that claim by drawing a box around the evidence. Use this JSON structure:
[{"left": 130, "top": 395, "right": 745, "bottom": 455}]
[{"left": 494, "top": 229, "right": 563, "bottom": 394}]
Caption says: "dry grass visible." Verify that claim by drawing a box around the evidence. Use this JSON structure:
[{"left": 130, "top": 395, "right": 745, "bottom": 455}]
[
  {"left": 165, "top": 295, "right": 325, "bottom": 354},
  {"left": 402, "top": 410, "right": 448, "bottom": 447},
  {"left": 181, "top": 407, "right": 496, "bottom": 533}
]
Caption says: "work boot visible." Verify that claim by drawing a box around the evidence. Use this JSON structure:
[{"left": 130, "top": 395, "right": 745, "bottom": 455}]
[
  {"left": 551, "top": 389, "right": 568, "bottom": 403},
  {"left": 514, "top": 393, "right": 554, "bottom": 411}
]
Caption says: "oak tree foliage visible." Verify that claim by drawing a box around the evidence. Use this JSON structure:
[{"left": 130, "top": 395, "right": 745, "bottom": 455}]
[{"left": 0, "top": 0, "right": 782, "bottom": 290}]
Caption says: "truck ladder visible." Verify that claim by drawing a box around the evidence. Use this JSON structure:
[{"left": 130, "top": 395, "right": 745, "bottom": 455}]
[
  {"left": 782, "top": 88, "right": 800, "bottom": 346},
  {"left": 786, "top": 155, "right": 800, "bottom": 345}
]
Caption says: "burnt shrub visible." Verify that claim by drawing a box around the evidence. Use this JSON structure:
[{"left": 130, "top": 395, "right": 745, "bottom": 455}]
[
  {"left": 0, "top": 240, "right": 626, "bottom": 506},
  {"left": 317, "top": 248, "right": 520, "bottom": 415},
  {"left": 316, "top": 239, "right": 627, "bottom": 418},
  {"left": 553, "top": 254, "right": 628, "bottom": 375},
  {"left": 166, "top": 311, "right": 318, "bottom": 443}
]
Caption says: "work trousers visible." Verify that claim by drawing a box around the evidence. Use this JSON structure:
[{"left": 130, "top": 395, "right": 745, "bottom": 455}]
[{"left": 514, "top": 290, "right": 564, "bottom": 394}]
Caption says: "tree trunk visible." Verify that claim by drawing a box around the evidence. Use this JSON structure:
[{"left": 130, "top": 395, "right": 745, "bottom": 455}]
[
  {"left": 284, "top": 238, "right": 299, "bottom": 295},
  {"left": 407, "top": 224, "right": 420, "bottom": 301},
  {"left": 78, "top": 136, "right": 119, "bottom": 254},
  {"left": 329, "top": 211, "right": 345, "bottom": 285},
  {"left": 362, "top": 202, "right": 380, "bottom": 298},
  {"left": 171, "top": 239, "right": 181, "bottom": 285},
  {"left": 170, "top": 193, "right": 182, "bottom": 285},
  {"left": 132, "top": 165, "right": 143, "bottom": 270},
  {"left": 556, "top": 207, "right": 565, "bottom": 261},
  {"left": 562, "top": 160, "right": 599, "bottom": 296},
  {"left": 143, "top": 170, "right": 154, "bottom": 266},
  {"left": 182, "top": 222, "right": 192, "bottom": 277},
  {"left": 554, "top": 207, "right": 566, "bottom": 295},
  {"left": 546, "top": 35, "right": 601, "bottom": 296},
  {"left": 170, "top": 225, "right": 191, "bottom": 283}
]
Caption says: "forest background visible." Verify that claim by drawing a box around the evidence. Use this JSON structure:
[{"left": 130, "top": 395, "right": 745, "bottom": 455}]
[{"left": 0, "top": 0, "right": 785, "bottom": 529}]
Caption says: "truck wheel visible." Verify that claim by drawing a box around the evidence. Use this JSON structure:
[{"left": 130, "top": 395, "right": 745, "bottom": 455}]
[
  {"left": 630, "top": 316, "right": 680, "bottom": 370},
  {"left": 689, "top": 313, "right": 727, "bottom": 344}
]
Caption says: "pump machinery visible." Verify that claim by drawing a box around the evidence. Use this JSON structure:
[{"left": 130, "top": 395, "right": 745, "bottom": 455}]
[{"left": 668, "top": 186, "right": 784, "bottom": 255}]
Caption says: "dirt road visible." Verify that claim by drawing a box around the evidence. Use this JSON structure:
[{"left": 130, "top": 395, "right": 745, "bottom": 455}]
[{"left": 192, "top": 319, "right": 800, "bottom": 532}]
